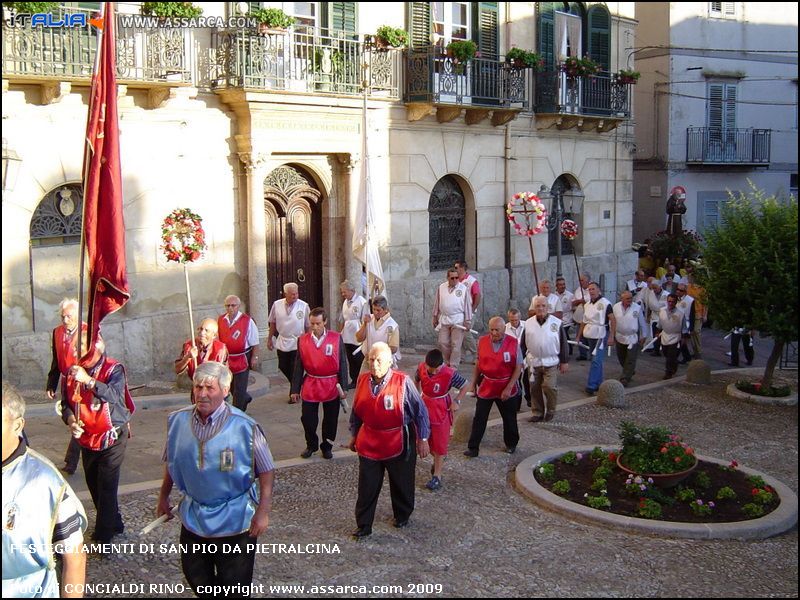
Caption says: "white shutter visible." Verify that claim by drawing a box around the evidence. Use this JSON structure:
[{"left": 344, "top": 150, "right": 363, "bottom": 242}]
[
  {"left": 709, "top": 2, "right": 722, "bottom": 16},
  {"left": 723, "top": 2, "right": 736, "bottom": 17}
]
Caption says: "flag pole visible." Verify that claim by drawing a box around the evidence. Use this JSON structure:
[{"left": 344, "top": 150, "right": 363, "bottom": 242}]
[{"left": 184, "top": 263, "right": 197, "bottom": 372}]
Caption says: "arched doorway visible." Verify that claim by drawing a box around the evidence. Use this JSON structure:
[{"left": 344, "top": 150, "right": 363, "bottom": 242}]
[
  {"left": 548, "top": 175, "right": 578, "bottom": 259},
  {"left": 428, "top": 175, "right": 466, "bottom": 271},
  {"left": 263, "top": 165, "right": 323, "bottom": 308}
]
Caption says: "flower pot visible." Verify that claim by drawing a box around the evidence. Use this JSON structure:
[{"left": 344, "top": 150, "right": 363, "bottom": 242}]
[{"left": 616, "top": 454, "right": 698, "bottom": 488}]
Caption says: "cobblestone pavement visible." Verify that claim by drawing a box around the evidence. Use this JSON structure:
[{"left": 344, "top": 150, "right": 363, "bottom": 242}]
[{"left": 69, "top": 370, "right": 797, "bottom": 598}]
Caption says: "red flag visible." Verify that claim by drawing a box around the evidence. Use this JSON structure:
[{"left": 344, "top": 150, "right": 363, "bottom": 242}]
[{"left": 82, "top": 2, "right": 129, "bottom": 359}]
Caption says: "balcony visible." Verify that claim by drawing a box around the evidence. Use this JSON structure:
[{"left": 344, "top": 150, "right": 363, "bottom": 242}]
[
  {"left": 686, "top": 128, "right": 771, "bottom": 166},
  {"left": 1, "top": 7, "right": 191, "bottom": 104},
  {"left": 211, "top": 27, "right": 400, "bottom": 99},
  {"left": 533, "top": 70, "right": 631, "bottom": 132},
  {"left": 403, "top": 46, "right": 529, "bottom": 126}
]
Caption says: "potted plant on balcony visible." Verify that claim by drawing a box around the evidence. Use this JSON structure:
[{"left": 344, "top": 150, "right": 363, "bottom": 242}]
[
  {"left": 313, "top": 46, "right": 345, "bottom": 92},
  {"left": 616, "top": 68, "right": 640, "bottom": 85},
  {"left": 249, "top": 7, "right": 296, "bottom": 35},
  {"left": 446, "top": 39, "right": 478, "bottom": 74},
  {"left": 506, "top": 47, "right": 544, "bottom": 71},
  {"left": 562, "top": 55, "right": 600, "bottom": 79},
  {"left": 371, "top": 25, "right": 409, "bottom": 50},
  {"left": 141, "top": 2, "right": 203, "bottom": 19}
]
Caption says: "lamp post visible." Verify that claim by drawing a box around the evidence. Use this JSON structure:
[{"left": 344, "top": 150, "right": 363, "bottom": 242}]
[{"left": 539, "top": 183, "right": 584, "bottom": 279}]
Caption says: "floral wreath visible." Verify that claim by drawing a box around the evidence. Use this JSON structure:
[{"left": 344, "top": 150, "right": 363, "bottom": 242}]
[
  {"left": 506, "top": 192, "right": 547, "bottom": 237},
  {"left": 560, "top": 219, "right": 579, "bottom": 240},
  {"left": 161, "top": 208, "right": 206, "bottom": 263}
]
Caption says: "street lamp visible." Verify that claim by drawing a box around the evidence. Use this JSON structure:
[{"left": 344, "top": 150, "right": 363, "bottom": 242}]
[{"left": 538, "top": 183, "right": 584, "bottom": 278}]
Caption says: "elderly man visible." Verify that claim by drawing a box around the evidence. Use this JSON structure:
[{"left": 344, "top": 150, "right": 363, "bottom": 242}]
[
  {"left": 432, "top": 268, "right": 473, "bottom": 369},
  {"left": 523, "top": 296, "right": 568, "bottom": 423},
  {"left": 576, "top": 282, "right": 615, "bottom": 395},
  {"left": 61, "top": 337, "right": 135, "bottom": 544},
  {"left": 658, "top": 294, "right": 684, "bottom": 380},
  {"left": 626, "top": 270, "right": 649, "bottom": 302},
  {"left": 528, "top": 279, "right": 561, "bottom": 319},
  {"left": 464, "top": 316, "right": 523, "bottom": 457},
  {"left": 339, "top": 279, "right": 369, "bottom": 389},
  {"left": 157, "top": 362, "right": 274, "bottom": 596},
  {"left": 571, "top": 273, "right": 591, "bottom": 360},
  {"left": 355, "top": 295, "right": 400, "bottom": 369},
  {"left": 675, "top": 284, "right": 697, "bottom": 364},
  {"left": 3, "top": 383, "right": 87, "bottom": 598},
  {"left": 644, "top": 278, "right": 668, "bottom": 357},
  {"left": 218, "top": 295, "right": 260, "bottom": 411},
  {"left": 455, "top": 261, "right": 481, "bottom": 362},
  {"left": 611, "top": 291, "right": 648, "bottom": 387},
  {"left": 505, "top": 309, "right": 530, "bottom": 409},
  {"left": 662, "top": 264, "right": 685, "bottom": 286},
  {"left": 291, "top": 308, "right": 348, "bottom": 460},
  {"left": 349, "top": 343, "right": 430, "bottom": 539},
  {"left": 268, "top": 283, "right": 310, "bottom": 404},
  {"left": 555, "top": 277, "right": 575, "bottom": 350},
  {"left": 46, "top": 298, "right": 86, "bottom": 475},
  {"left": 175, "top": 318, "right": 228, "bottom": 382}
]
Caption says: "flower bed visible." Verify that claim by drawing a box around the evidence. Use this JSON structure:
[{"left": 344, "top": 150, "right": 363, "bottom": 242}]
[
  {"left": 735, "top": 380, "right": 791, "bottom": 398},
  {"left": 533, "top": 448, "right": 780, "bottom": 523}
]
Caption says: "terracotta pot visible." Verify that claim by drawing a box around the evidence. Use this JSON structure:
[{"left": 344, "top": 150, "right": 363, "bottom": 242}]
[{"left": 616, "top": 454, "right": 698, "bottom": 488}]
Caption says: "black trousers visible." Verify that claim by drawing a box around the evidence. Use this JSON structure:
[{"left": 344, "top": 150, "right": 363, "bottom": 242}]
[
  {"left": 650, "top": 323, "right": 662, "bottom": 353},
  {"left": 64, "top": 436, "right": 81, "bottom": 471},
  {"left": 662, "top": 342, "right": 679, "bottom": 376},
  {"left": 231, "top": 369, "right": 251, "bottom": 411},
  {"left": 82, "top": 434, "right": 127, "bottom": 542},
  {"left": 731, "top": 332, "right": 754, "bottom": 366},
  {"left": 467, "top": 394, "right": 520, "bottom": 452},
  {"left": 344, "top": 343, "right": 364, "bottom": 389},
  {"left": 355, "top": 426, "right": 416, "bottom": 530},
  {"left": 301, "top": 399, "right": 340, "bottom": 452},
  {"left": 679, "top": 334, "right": 693, "bottom": 362},
  {"left": 521, "top": 368, "right": 531, "bottom": 407},
  {"left": 180, "top": 526, "right": 256, "bottom": 598},
  {"left": 277, "top": 350, "right": 297, "bottom": 385}
]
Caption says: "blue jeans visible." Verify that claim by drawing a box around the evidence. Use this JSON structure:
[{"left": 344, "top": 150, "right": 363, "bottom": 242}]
[{"left": 585, "top": 335, "right": 607, "bottom": 391}]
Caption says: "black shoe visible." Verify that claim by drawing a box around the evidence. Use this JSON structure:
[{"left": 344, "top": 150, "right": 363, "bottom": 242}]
[
  {"left": 544, "top": 413, "right": 554, "bottom": 422},
  {"left": 393, "top": 519, "right": 410, "bottom": 529},
  {"left": 60, "top": 465, "right": 76, "bottom": 476},
  {"left": 652, "top": 351, "right": 661, "bottom": 357},
  {"left": 463, "top": 448, "right": 478, "bottom": 458},
  {"left": 727, "top": 363, "right": 740, "bottom": 367},
  {"left": 585, "top": 388, "right": 597, "bottom": 395},
  {"left": 322, "top": 449, "right": 333, "bottom": 460},
  {"left": 300, "top": 448, "right": 315, "bottom": 459},
  {"left": 528, "top": 415, "right": 544, "bottom": 423},
  {"left": 351, "top": 526, "right": 372, "bottom": 540},
  {"left": 576, "top": 356, "right": 588, "bottom": 362},
  {"left": 504, "top": 446, "right": 517, "bottom": 454}
]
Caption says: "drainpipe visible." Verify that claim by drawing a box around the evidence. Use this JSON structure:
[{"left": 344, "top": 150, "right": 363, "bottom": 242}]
[{"left": 504, "top": 124, "right": 513, "bottom": 305}]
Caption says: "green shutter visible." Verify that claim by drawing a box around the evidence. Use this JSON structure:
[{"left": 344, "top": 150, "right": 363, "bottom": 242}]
[
  {"left": 587, "top": 5, "right": 610, "bottom": 71},
  {"left": 537, "top": 2, "right": 558, "bottom": 70},
  {"left": 408, "top": 2, "right": 431, "bottom": 48},
  {"left": 473, "top": 2, "right": 499, "bottom": 60},
  {"left": 325, "top": 2, "right": 357, "bottom": 38}
]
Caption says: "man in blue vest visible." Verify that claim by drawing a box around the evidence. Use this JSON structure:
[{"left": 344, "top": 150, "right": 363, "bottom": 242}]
[{"left": 157, "top": 361, "right": 275, "bottom": 596}]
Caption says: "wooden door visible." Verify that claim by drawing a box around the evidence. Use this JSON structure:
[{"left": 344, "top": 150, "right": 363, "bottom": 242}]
[{"left": 264, "top": 166, "right": 322, "bottom": 309}]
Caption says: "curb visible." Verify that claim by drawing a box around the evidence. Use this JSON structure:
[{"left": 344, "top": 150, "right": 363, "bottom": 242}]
[
  {"left": 515, "top": 446, "right": 798, "bottom": 540},
  {"left": 24, "top": 371, "right": 271, "bottom": 418},
  {"left": 725, "top": 383, "right": 798, "bottom": 407}
]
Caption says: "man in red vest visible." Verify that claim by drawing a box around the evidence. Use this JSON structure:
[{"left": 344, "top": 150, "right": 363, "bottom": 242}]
[
  {"left": 464, "top": 316, "right": 523, "bottom": 457},
  {"left": 45, "top": 298, "right": 87, "bottom": 475},
  {"left": 348, "top": 342, "right": 430, "bottom": 539},
  {"left": 61, "top": 337, "right": 135, "bottom": 545},
  {"left": 290, "top": 308, "right": 348, "bottom": 460},
  {"left": 218, "top": 295, "right": 260, "bottom": 411},
  {"left": 175, "top": 318, "right": 229, "bottom": 397}
]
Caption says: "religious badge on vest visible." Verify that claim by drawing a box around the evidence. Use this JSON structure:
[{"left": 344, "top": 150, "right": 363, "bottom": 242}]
[
  {"left": 5, "top": 503, "right": 17, "bottom": 530},
  {"left": 325, "top": 343, "right": 333, "bottom": 356},
  {"left": 384, "top": 394, "right": 394, "bottom": 410},
  {"left": 296, "top": 311, "right": 304, "bottom": 320},
  {"left": 456, "top": 289, "right": 462, "bottom": 297},
  {"left": 550, "top": 323, "right": 558, "bottom": 332},
  {"left": 232, "top": 330, "right": 241, "bottom": 340},
  {"left": 220, "top": 448, "right": 234, "bottom": 472},
  {"left": 503, "top": 351, "right": 511, "bottom": 363}
]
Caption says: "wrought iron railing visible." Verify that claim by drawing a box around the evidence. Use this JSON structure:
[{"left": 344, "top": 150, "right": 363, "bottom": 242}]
[
  {"left": 1, "top": 7, "right": 191, "bottom": 83},
  {"left": 211, "top": 27, "right": 400, "bottom": 98},
  {"left": 533, "top": 70, "right": 631, "bottom": 117},
  {"left": 404, "top": 46, "right": 529, "bottom": 109},
  {"left": 686, "top": 128, "right": 771, "bottom": 165}
]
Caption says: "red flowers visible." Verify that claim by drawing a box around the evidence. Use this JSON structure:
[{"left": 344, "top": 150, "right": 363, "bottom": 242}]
[{"left": 161, "top": 208, "right": 206, "bottom": 264}]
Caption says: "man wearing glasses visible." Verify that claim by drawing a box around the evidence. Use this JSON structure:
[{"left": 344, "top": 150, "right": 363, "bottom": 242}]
[
  {"left": 218, "top": 295, "right": 260, "bottom": 411},
  {"left": 432, "top": 268, "right": 473, "bottom": 370}
]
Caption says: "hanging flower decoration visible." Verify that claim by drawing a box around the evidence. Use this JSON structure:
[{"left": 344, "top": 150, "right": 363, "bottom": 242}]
[
  {"left": 506, "top": 191, "right": 547, "bottom": 237},
  {"left": 561, "top": 219, "right": 579, "bottom": 240},
  {"left": 161, "top": 208, "right": 206, "bottom": 263}
]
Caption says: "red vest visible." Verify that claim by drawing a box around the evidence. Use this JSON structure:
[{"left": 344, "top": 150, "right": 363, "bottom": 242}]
[
  {"left": 181, "top": 338, "right": 228, "bottom": 380},
  {"left": 54, "top": 323, "right": 88, "bottom": 374},
  {"left": 67, "top": 358, "right": 135, "bottom": 451},
  {"left": 298, "top": 330, "right": 340, "bottom": 402},
  {"left": 353, "top": 371, "right": 406, "bottom": 461},
  {"left": 417, "top": 363, "right": 454, "bottom": 426},
  {"left": 477, "top": 335, "right": 520, "bottom": 399},
  {"left": 218, "top": 313, "right": 252, "bottom": 373}
]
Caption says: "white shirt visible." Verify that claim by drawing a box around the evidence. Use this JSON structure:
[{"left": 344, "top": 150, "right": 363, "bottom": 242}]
[
  {"left": 361, "top": 315, "right": 401, "bottom": 369},
  {"left": 434, "top": 281, "right": 472, "bottom": 326},
  {"left": 268, "top": 299, "right": 310, "bottom": 352},
  {"left": 556, "top": 290, "right": 575, "bottom": 325},
  {"left": 659, "top": 306, "right": 685, "bottom": 346},
  {"left": 505, "top": 321, "right": 525, "bottom": 343},
  {"left": 677, "top": 295, "right": 695, "bottom": 334},
  {"left": 613, "top": 302, "right": 647, "bottom": 346},
  {"left": 582, "top": 297, "right": 611, "bottom": 339},
  {"left": 524, "top": 315, "right": 563, "bottom": 368},
  {"left": 572, "top": 286, "right": 589, "bottom": 323},
  {"left": 529, "top": 293, "right": 560, "bottom": 316},
  {"left": 340, "top": 294, "right": 369, "bottom": 345},
  {"left": 644, "top": 289, "right": 668, "bottom": 325}
]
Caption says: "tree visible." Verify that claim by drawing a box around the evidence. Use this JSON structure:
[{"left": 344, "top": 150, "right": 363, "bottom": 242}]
[{"left": 698, "top": 188, "right": 798, "bottom": 388}]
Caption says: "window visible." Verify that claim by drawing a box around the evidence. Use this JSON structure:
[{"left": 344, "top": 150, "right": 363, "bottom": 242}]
[
  {"left": 429, "top": 176, "right": 465, "bottom": 271},
  {"left": 709, "top": 2, "right": 736, "bottom": 18},
  {"left": 284, "top": 2, "right": 318, "bottom": 29},
  {"left": 707, "top": 82, "right": 737, "bottom": 160},
  {"left": 697, "top": 191, "right": 735, "bottom": 233},
  {"left": 432, "top": 2, "right": 470, "bottom": 45},
  {"left": 538, "top": 3, "right": 610, "bottom": 71}
]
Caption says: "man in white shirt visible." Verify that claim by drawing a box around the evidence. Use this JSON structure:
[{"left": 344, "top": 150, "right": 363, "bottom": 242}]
[
  {"left": 661, "top": 264, "right": 686, "bottom": 286},
  {"left": 644, "top": 278, "right": 668, "bottom": 357},
  {"left": 505, "top": 308, "right": 530, "bottom": 410},
  {"left": 528, "top": 279, "right": 561, "bottom": 319},
  {"left": 338, "top": 279, "right": 369, "bottom": 389},
  {"left": 432, "top": 268, "right": 473, "bottom": 369},
  {"left": 523, "top": 296, "right": 568, "bottom": 422},
  {"left": 626, "top": 270, "right": 649, "bottom": 302},
  {"left": 571, "top": 273, "right": 591, "bottom": 360},
  {"left": 610, "top": 291, "right": 648, "bottom": 386},
  {"left": 658, "top": 294, "right": 684, "bottom": 380},
  {"left": 576, "top": 282, "right": 615, "bottom": 394},
  {"left": 555, "top": 277, "right": 575, "bottom": 354},
  {"left": 267, "top": 283, "right": 311, "bottom": 403},
  {"left": 355, "top": 295, "right": 400, "bottom": 369}
]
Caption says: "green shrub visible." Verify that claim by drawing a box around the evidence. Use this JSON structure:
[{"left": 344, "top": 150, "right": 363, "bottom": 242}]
[
  {"left": 593, "top": 464, "right": 613, "bottom": 481},
  {"left": 742, "top": 503, "right": 765, "bottom": 518},
  {"left": 591, "top": 478, "right": 607, "bottom": 492},
  {"left": 560, "top": 451, "right": 579, "bottom": 465},
  {"left": 715, "top": 486, "right": 737, "bottom": 501},
  {"left": 142, "top": 2, "right": 202, "bottom": 18},
  {"left": 693, "top": 471, "right": 712, "bottom": 490},
  {"left": 746, "top": 475, "right": 766, "bottom": 489},
  {"left": 752, "top": 489, "right": 775, "bottom": 505},
  {"left": 589, "top": 446, "right": 606, "bottom": 461},
  {"left": 675, "top": 487, "right": 696, "bottom": 502},
  {"left": 374, "top": 25, "right": 408, "bottom": 48},
  {"left": 551, "top": 480, "right": 571, "bottom": 495},
  {"left": 586, "top": 495, "right": 611, "bottom": 510},
  {"left": 536, "top": 463, "right": 555, "bottom": 482},
  {"left": 637, "top": 499, "right": 662, "bottom": 519}
]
